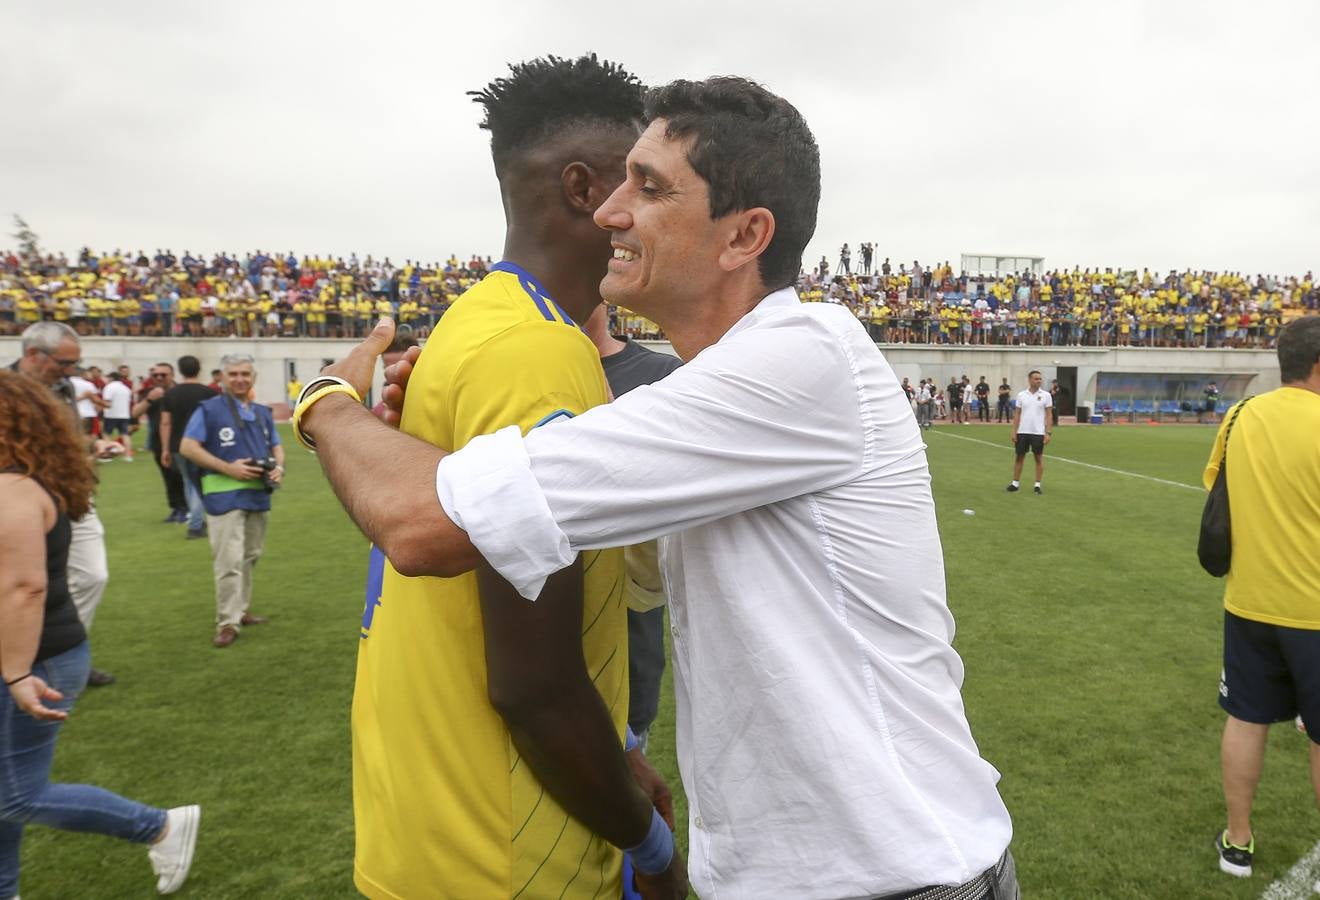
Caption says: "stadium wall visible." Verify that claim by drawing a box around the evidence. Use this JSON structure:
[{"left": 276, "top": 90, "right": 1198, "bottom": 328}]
[{"left": 0, "top": 337, "right": 1280, "bottom": 416}]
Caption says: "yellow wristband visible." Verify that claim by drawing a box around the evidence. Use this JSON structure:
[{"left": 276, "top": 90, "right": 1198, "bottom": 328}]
[{"left": 292, "top": 383, "right": 361, "bottom": 451}]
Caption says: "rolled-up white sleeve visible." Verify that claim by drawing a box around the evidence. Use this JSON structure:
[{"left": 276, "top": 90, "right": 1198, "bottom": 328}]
[
  {"left": 434, "top": 425, "right": 575, "bottom": 600},
  {"left": 435, "top": 308, "right": 871, "bottom": 600}
]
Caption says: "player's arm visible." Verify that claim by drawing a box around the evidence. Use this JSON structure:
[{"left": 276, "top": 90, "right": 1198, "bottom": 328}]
[
  {"left": 1010, "top": 404, "right": 1021, "bottom": 442},
  {"left": 479, "top": 560, "right": 655, "bottom": 848},
  {"left": 457, "top": 324, "right": 657, "bottom": 848}
]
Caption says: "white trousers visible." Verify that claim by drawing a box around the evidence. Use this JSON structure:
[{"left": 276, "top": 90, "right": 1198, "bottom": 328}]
[{"left": 68, "top": 507, "right": 109, "bottom": 630}]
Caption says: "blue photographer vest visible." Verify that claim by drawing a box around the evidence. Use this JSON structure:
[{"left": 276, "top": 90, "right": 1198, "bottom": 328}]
[{"left": 195, "top": 394, "right": 276, "bottom": 515}]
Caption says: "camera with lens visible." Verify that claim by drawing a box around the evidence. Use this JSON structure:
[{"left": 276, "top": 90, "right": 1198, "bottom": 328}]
[{"left": 257, "top": 456, "right": 281, "bottom": 492}]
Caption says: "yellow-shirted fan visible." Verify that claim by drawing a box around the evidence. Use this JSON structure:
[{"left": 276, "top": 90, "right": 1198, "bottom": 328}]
[{"left": 353, "top": 262, "right": 627, "bottom": 900}]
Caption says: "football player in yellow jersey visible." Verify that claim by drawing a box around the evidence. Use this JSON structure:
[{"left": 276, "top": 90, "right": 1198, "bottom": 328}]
[{"left": 308, "top": 56, "right": 683, "bottom": 900}]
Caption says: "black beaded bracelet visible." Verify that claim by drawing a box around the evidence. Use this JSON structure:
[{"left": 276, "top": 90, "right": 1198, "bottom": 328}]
[{"left": 5, "top": 672, "right": 32, "bottom": 687}]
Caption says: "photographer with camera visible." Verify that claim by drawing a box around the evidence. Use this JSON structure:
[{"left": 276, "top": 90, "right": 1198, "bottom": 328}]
[{"left": 179, "top": 353, "right": 283, "bottom": 648}]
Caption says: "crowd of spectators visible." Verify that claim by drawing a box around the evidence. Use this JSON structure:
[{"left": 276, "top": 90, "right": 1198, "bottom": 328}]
[
  {"left": 805, "top": 253, "right": 1316, "bottom": 349},
  {"left": 0, "top": 248, "right": 494, "bottom": 340},
  {"left": 2, "top": 246, "right": 1314, "bottom": 349}
]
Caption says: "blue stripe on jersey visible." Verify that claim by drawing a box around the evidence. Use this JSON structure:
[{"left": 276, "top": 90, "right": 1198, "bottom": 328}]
[
  {"left": 491, "top": 261, "right": 577, "bottom": 326},
  {"left": 361, "top": 545, "right": 386, "bottom": 638},
  {"left": 532, "top": 409, "right": 575, "bottom": 429}
]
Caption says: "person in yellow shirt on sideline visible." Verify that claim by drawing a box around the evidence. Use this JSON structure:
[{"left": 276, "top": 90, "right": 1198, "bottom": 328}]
[
  {"left": 297, "top": 55, "right": 683, "bottom": 900},
  {"left": 1205, "top": 317, "right": 1320, "bottom": 881}
]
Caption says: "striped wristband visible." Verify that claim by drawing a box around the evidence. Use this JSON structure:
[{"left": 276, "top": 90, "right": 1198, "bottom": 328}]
[
  {"left": 626, "top": 808, "right": 674, "bottom": 876},
  {"left": 625, "top": 726, "right": 639, "bottom": 752},
  {"left": 292, "top": 377, "right": 363, "bottom": 451}
]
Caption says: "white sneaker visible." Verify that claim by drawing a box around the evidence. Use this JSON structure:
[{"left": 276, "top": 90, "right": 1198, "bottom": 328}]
[{"left": 148, "top": 805, "right": 200, "bottom": 894}]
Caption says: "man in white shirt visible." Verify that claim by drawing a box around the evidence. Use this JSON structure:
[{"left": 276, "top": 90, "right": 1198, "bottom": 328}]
[
  {"left": 1007, "top": 369, "right": 1052, "bottom": 494},
  {"left": 69, "top": 369, "right": 102, "bottom": 434},
  {"left": 302, "top": 76, "right": 1016, "bottom": 900},
  {"left": 917, "top": 378, "right": 934, "bottom": 428},
  {"left": 101, "top": 371, "right": 135, "bottom": 462}
]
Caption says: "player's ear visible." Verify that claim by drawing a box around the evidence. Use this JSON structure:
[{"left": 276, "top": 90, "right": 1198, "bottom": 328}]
[{"left": 561, "top": 162, "right": 599, "bottom": 215}]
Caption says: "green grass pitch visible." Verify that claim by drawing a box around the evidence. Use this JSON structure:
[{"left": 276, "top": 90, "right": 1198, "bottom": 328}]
[{"left": 16, "top": 422, "right": 1316, "bottom": 899}]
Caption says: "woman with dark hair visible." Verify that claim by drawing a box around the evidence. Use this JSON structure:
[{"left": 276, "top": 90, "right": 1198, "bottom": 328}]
[{"left": 0, "top": 370, "right": 200, "bottom": 898}]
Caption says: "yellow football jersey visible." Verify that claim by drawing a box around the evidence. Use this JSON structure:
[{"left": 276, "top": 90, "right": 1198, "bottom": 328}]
[
  {"left": 1204, "top": 391, "right": 1320, "bottom": 628},
  {"left": 353, "top": 262, "right": 627, "bottom": 900}
]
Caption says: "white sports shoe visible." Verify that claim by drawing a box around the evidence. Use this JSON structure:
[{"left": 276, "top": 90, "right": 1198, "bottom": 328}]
[{"left": 148, "top": 805, "right": 200, "bottom": 894}]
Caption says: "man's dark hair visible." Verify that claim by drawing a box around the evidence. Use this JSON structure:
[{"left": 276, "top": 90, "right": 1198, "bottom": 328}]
[
  {"left": 644, "top": 77, "right": 821, "bottom": 291},
  {"left": 470, "top": 54, "right": 644, "bottom": 176},
  {"left": 1028, "top": 369, "right": 1042, "bottom": 378},
  {"left": 157, "top": 361, "right": 174, "bottom": 372},
  {"left": 211, "top": 369, "right": 221, "bottom": 378},
  {"left": 178, "top": 355, "right": 201, "bottom": 378},
  {"left": 1278, "top": 316, "right": 1320, "bottom": 382},
  {"left": 387, "top": 332, "right": 420, "bottom": 354}
]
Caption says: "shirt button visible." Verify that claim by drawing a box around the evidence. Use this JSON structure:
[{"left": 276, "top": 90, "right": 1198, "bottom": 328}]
[
  {"left": 694, "top": 816, "right": 703, "bottom": 830},
  {"left": 670, "top": 625, "right": 680, "bottom": 638}
]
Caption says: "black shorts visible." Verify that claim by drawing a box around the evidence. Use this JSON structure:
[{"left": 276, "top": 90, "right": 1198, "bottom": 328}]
[
  {"left": 103, "top": 418, "right": 131, "bottom": 436},
  {"left": 1220, "top": 611, "right": 1320, "bottom": 744},
  {"left": 951, "top": 399, "right": 964, "bottom": 410},
  {"left": 1014, "top": 434, "right": 1044, "bottom": 456}
]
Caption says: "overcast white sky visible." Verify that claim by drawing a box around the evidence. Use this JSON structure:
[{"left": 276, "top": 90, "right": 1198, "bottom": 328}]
[{"left": 2, "top": 0, "right": 1316, "bottom": 276}]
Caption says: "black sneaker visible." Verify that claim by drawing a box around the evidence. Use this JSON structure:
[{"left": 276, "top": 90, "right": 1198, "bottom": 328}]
[
  {"left": 1006, "top": 484, "right": 1020, "bottom": 493},
  {"left": 1215, "top": 830, "right": 1253, "bottom": 877},
  {"left": 1034, "top": 485, "right": 1043, "bottom": 495},
  {"left": 87, "top": 668, "right": 116, "bottom": 687}
]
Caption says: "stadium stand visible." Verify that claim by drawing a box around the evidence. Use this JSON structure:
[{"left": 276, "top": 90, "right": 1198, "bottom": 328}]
[{"left": 1, "top": 247, "right": 1313, "bottom": 348}]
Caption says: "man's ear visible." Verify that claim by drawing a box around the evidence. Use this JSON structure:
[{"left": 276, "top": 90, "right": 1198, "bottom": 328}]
[
  {"left": 561, "top": 161, "right": 600, "bottom": 214},
  {"left": 719, "top": 207, "right": 776, "bottom": 274}
]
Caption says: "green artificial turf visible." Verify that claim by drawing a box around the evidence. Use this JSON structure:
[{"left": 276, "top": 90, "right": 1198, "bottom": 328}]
[{"left": 15, "top": 422, "right": 1315, "bottom": 899}]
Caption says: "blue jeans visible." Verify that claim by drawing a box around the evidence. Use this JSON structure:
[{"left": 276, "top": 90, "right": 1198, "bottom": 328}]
[
  {"left": 174, "top": 455, "right": 205, "bottom": 531},
  {"left": 0, "top": 641, "right": 166, "bottom": 897}
]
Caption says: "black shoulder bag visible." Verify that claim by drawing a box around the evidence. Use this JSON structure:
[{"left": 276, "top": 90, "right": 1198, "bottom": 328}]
[{"left": 1197, "top": 398, "right": 1250, "bottom": 577}]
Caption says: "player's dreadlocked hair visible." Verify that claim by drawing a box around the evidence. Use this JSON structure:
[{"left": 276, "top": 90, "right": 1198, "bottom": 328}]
[{"left": 470, "top": 54, "right": 644, "bottom": 175}]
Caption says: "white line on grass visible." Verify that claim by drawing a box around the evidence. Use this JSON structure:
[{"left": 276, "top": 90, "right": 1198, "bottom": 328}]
[
  {"left": 1261, "top": 838, "right": 1320, "bottom": 900},
  {"left": 928, "top": 429, "right": 1203, "bottom": 492}
]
